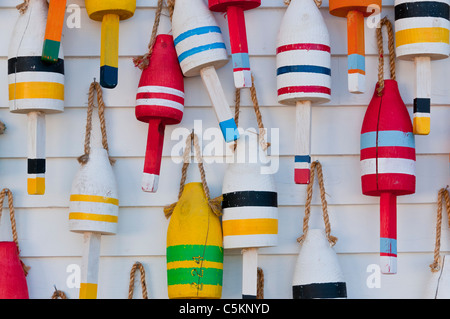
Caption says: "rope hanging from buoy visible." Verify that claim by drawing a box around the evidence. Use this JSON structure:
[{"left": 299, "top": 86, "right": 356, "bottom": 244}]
[
  {"left": 297, "top": 161, "right": 337, "bottom": 246},
  {"left": 128, "top": 262, "right": 149, "bottom": 299},
  {"left": 284, "top": 0, "right": 322, "bottom": 8},
  {"left": 376, "top": 17, "right": 396, "bottom": 96},
  {"left": 430, "top": 187, "right": 450, "bottom": 272},
  {"left": 16, "top": 0, "right": 30, "bottom": 14}
]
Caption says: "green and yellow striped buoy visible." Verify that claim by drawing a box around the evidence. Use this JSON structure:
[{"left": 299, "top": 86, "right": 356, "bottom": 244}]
[{"left": 166, "top": 182, "right": 223, "bottom": 299}]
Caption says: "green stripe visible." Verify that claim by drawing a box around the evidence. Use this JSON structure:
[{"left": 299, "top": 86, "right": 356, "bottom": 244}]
[
  {"left": 167, "top": 267, "right": 223, "bottom": 286},
  {"left": 166, "top": 245, "right": 223, "bottom": 263},
  {"left": 42, "top": 39, "right": 61, "bottom": 63}
]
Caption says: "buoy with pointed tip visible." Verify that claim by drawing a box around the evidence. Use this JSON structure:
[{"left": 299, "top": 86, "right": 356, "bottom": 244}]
[
  {"left": 222, "top": 128, "right": 278, "bottom": 298},
  {"left": 276, "top": 0, "right": 331, "bottom": 184},
  {"left": 208, "top": 0, "right": 261, "bottom": 88},
  {"left": 42, "top": 0, "right": 67, "bottom": 63},
  {"left": 85, "top": 0, "right": 136, "bottom": 88},
  {"left": 135, "top": 8, "right": 184, "bottom": 193},
  {"left": 329, "top": 0, "right": 382, "bottom": 93},
  {"left": 394, "top": 0, "right": 450, "bottom": 135},
  {"left": 172, "top": 0, "right": 239, "bottom": 143},
  {"left": 8, "top": 0, "right": 65, "bottom": 195}
]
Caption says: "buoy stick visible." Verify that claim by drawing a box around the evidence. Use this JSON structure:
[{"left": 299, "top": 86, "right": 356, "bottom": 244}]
[
  {"left": 227, "top": 6, "right": 252, "bottom": 88},
  {"left": 27, "top": 112, "right": 46, "bottom": 195},
  {"left": 295, "top": 101, "right": 312, "bottom": 184},
  {"left": 347, "top": 10, "right": 365, "bottom": 94},
  {"left": 79, "top": 232, "right": 102, "bottom": 299},
  {"left": 413, "top": 56, "right": 431, "bottom": 135},
  {"left": 100, "top": 14, "right": 120, "bottom": 89},
  {"left": 200, "top": 66, "right": 239, "bottom": 143},
  {"left": 242, "top": 248, "right": 258, "bottom": 299},
  {"left": 142, "top": 119, "right": 165, "bottom": 192},
  {"left": 42, "top": 0, "right": 67, "bottom": 63},
  {"left": 380, "top": 192, "right": 397, "bottom": 274}
]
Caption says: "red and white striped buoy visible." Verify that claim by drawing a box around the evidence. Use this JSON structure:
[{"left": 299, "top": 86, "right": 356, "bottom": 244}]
[
  {"left": 277, "top": 0, "right": 331, "bottom": 184},
  {"left": 135, "top": 8, "right": 184, "bottom": 193}
]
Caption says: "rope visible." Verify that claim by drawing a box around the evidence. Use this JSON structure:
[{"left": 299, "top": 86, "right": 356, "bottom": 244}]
[
  {"left": 51, "top": 287, "right": 68, "bottom": 299},
  {"left": 376, "top": 16, "right": 396, "bottom": 96},
  {"left": 16, "top": 0, "right": 30, "bottom": 14},
  {"left": 430, "top": 187, "right": 450, "bottom": 272},
  {"left": 78, "top": 80, "right": 115, "bottom": 166},
  {"left": 167, "top": 0, "right": 176, "bottom": 20},
  {"left": 0, "top": 121, "right": 5, "bottom": 134},
  {"left": 297, "top": 161, "right": 337, "bottom": 246},
  {"left": 284, "top": 0, "right": 322, "bottom": 8},
  {"left": 0, "top": 188, "right": 30, "bottom": 276},
  {"left": 233, "top": 74, "right": 270, "bottom": 152},
  {"left": 163, "top": 131, "right": 223, "bottom": 218},
  {"left": 128, "top": 262, "right": 149, "bottom": 299},
  {"left": 133, "top": 0, "right": 166, "bottom": 70},
  {"left": 257, "top": 267, "right": 264, "bottom": 299}
]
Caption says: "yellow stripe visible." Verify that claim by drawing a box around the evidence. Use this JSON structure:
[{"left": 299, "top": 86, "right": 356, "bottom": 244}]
[
  {"left": 79, "top": 283, "right": 98, "bottom": 299},
  {"left": 223, "top": 218, "right": 278, "bottom": 236},
  {"left": 166, "top": 260, "right": 223, "bottom": 270},
  {"left": 396, "top": 27, "right": 450, "bottom": 47},
  {"left": 69, "top": 212, "right": 118, "bottom": 223},
  {"left": 27, "top": 177, "right": 45, "bottom": 195},
  {"left": 413, "top": 117, "right": 431, "bottom": 135},
  {"left": 100, "top": 14, "right": 119, "bottom": 68},
  {"left": 168, "top": 284, "right": 222, "bottom": 299},
  {"left": 70, "top": 194, "right": 119, "bottom": 206},
  {"left": 9, "top": 82, "right": 64, "bottom": 100}
]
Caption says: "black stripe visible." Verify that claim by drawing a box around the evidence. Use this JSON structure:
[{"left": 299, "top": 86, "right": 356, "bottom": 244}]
[
  {"left": 222, "top": 191, "right": 278, "bottom": 209},
  {"left": 8, "top": 56, "right": 64, "bottom": 75},
  {"left": 242, "top": 295, "right": 257, "bottom": 299},
  {"left": 395, "top": 1, "right": 450, "bottom": 20},
  {"left": 414, "top": 98, "right": 431, "bottom": 113},
  {"left": 28, "top": 159, "right": 46, "bottom": 174},
  {"left": 292, "top": 282, "right": 347, "bottom": 299}
]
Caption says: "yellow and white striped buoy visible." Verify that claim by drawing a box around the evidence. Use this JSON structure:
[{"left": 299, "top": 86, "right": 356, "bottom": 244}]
[{"left": 8, "top": 0, "right": 65, "bottom": 195}]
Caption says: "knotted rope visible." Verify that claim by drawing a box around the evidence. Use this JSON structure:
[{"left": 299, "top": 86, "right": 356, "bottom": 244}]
[
  {"left": 16, "top": 0, "right": 30, "bottom": 14},
  {"left": 430, "top": 187, "right": 450, "bottom": 272},
  {"left": 163, "top": 131, "right": 223, "bottom": 218},
  {"left": 376, "top": 16, "right": 396, "bottom": 96},
  {"left": 0, "top": 188, "right": 30, "bottom": 276},
  {"left": 133, "top": 0, "right": 166, "bottom": 70},
  {"left": 78, "top": 81, "right": 115, "bottom": 166},
  {"left": 128, "top": 262, "right": 149, "bottom": 299},
  {"left": 297, "top": 161, "right": 337, "bottom": 246},
  {"left": 51, "top": 286, "right": 68, "bottom": 299}
]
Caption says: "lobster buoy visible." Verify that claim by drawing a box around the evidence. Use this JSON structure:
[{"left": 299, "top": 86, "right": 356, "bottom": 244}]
[
  {"left": 360, "top": 18, "right": 416, "bottom": 274},
  {"left": 42, "top": 0, "right": 67, "bottom": 62},
  {"left": 276, "top": 0, "right": 331, "bottom": 185},
  {"left": 135, "top": 8, "right": 184, "bottom": 193},
  {"left": 329, "top": 0, "right": 382, "bottom": 93},
  {"left": 171, "top": 0, "right": 239, "bottom": 143},
  {"left": 85, "top": 0, "right": 136, "bottom": 88},
  {"left": 208, "top": 0, "right": 261, "bottom": 88},
  {"left": 9, "top": 0, "right": 65, "bottom": 195},
  {"left": 0, "top": 189, "right": 29, "bottom": 299},
  {"left": 394, "top": 0, "right": 450, "bottom": 135}
]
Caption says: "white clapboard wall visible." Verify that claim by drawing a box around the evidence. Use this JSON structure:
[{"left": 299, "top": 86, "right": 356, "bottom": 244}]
[{"left": 0, "top": 0, "right": 449, "bottom": 299}]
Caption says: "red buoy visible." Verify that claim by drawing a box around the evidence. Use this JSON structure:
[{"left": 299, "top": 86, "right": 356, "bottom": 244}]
[{"left": 135, "top": 33, "right": 185, "bottom": 193}]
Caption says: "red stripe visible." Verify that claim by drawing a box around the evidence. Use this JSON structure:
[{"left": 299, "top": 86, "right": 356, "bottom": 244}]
[
  {"left": 233, "top": 67, "right": 251, "bottom": 72},
  {"left": 294, "top": 169, "right": 310, "bottom": 185},
  {"left": 278, "top": 86, "right": 331, "bottom": 95},
  {"left": 136, "top": 92, "right": 184, "bottom": 105},
  {"left": 361, "top": 147, "right": 415, "bottom": 161},
  {"left": 380, "top": 252, "right": 397, "bottom": 257},
  {"left": 276, "top": 43, "right": 331, "bottom": 54}
]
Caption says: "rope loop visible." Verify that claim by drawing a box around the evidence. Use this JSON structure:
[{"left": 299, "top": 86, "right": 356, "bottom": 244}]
[
  {"left": 376, "top": 16, "right": 396, "bottom": 96},
  {"left": 128, "top": 262, "right": 149, "bottom": 299},
  {"left": 430, "top": 187, "right": 450, "bottom": 273}
]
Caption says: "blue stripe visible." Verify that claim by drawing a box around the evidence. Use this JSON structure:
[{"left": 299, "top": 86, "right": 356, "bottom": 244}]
[
  {"left": 232, "top": 52, "right": 250, "bottom": 70},
  {"left": 295, "top": 155, "right": 311, "bottom": 163},
  {"left": 174, "top": 26, "right": 222, "bottom": 46},
  {"left": 177, "top": 43, "right": 227, "bottom": 63},
  {"left": 348, "top": 54, "right": 365, "bottom": 71},
  {"left": 277, "top": 65, "right": 331, "bottom": 76},
  {"left": 380, "top": 238, "right": 397, "bottom": 255},
  {"left": 219, "top": 118, "right": 239, "bottom": 143},
  {"left": 360, "top": 131, "right": 415, "bottom": 150}
]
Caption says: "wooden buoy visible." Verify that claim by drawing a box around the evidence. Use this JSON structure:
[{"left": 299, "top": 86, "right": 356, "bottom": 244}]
[
  {"left": 360, "top": 18, "right": 416, "bottom": 274},
  {"left": 85, "top": 0, "right": 136, "bottom": 88},
  {"left": 69, "top": 82, "right": 118, "bottom": 299},
  {"left": 329, "top": 0, "right": 382, "bottom": 93},
  {"left": 277, "top": 0, "right": 331, "bottom": 185},
  {"left": 135, "top": 8, "right": 184, "bottom": 193},
  {"left": 208, "top": 0, "right": 261, "bottom": 88},
  {"left": 165, "top": 133, "right": 223, "bottom": 299},
  {"left": 394, "top": 0, "right": 450, "bottom": 135},
  {"left": 0, "top": 189, "right": 29, "bottom": 299},
  {"left": 222, "top": 128, "right": 278, "bottom": 298},
  {"left": 8, "top": 0, "right": 65, "bottom": 195},
  {"left": 42, "top": 0, "right": 67, "bottom": 62},
  {"left": 171, "top": 0, "right": 239, "bottom": 143}
]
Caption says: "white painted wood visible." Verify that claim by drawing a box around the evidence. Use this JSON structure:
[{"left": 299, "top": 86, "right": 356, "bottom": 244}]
[
  {"left": 415, "top": 56, "right": 431, "bottom": 103},
  {"left": 79, "top": 232, "right": 101, "bottom": 298},
  {"left": 295, "top": 100, "right": 311, "bottom": 164},
  {"left": 242, "top": 248, "right": 258, "bottom": 298},
  {"left": 27, "top": 111, "right": 46, "bottom": 177}
]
